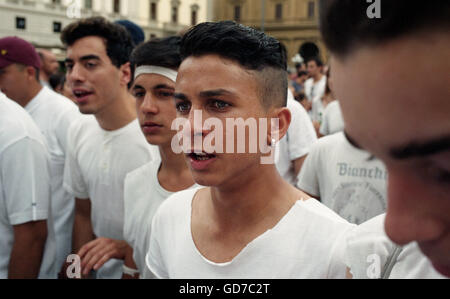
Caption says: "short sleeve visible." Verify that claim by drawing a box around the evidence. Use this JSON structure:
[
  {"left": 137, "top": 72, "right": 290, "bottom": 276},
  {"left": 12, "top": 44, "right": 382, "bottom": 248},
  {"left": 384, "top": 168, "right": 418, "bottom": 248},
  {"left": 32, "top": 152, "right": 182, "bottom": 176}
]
[
  {"left": 296, "top": 149, "right": 321, "bottom": 197},
  {"left": 1, "top": 138, "right": 50, "bottom": 225},
  {"left": 145, "top": 211, "right": 169, "bottom": 279},
  {"left": 63, "top": 128, "right": 89, "bottom": 199}
]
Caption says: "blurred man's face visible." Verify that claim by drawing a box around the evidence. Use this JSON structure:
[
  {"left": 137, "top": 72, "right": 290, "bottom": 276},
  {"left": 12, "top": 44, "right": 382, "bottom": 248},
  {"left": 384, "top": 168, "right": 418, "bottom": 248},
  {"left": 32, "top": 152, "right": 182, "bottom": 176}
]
[
  {"left": 0, "top": 63, "right": 30, "bottom": 104},
  {"left": 332, "top": 32, "right": 450, "bottom": 277},
  {"left": 41, "top": 50, "right": 59, "bottom": 77},
  {"left": 307, "top": 61, "right": 321, "bottom": 78}
]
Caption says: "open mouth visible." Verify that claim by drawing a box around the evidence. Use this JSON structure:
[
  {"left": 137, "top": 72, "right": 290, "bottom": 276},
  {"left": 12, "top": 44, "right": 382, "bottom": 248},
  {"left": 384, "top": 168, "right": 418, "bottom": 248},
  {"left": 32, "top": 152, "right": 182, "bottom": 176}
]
[
  {"left": 73, "top": 90, "right": 93, "bottom": 99},
  {"left": 188, "top": 152, "right": 217, "bottom": 161}
]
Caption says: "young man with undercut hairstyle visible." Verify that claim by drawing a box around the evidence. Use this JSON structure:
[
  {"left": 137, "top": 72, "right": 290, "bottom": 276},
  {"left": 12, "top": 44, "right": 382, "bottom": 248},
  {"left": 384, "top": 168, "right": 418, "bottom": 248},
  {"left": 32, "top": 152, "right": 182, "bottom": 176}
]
[
  {"left": 146, "top": 21, "right": 354, "bottom": 279},
  {"left": 61, "top": 17, "right": 155, "bottom": 279},
  {"left": 320, "top": 0, "right": 450, "bottom": 278},
  {"left": 122, "top": 36, "right": 197, "bottom": 279}
]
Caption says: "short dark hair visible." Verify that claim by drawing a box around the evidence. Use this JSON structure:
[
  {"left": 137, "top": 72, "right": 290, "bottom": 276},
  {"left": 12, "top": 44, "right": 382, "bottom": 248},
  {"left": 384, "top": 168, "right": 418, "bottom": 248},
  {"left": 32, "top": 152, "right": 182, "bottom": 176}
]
[
  {"left": 180, "top": 21, "right": 288, "bottom": 108},
  {"left": 115, "top": 20, "right": 145, "bottom": 47},
  {"left": 49, "top": 72, "right": 65, "bottom": 90},
  {"left": 297, "top": 71, "right": 308, "bottom": 77},
  {"left": 305, "top": 57, "right": 323, "bottom": 67},
  {"left": 319, "top": 0, "right": 450, "bottom": 59},
  {"left": 130, "top": 36, "right": 181, "bottom": 71},
  {"left": 61, "top": 17, "right": 134, "bottom": 68}
]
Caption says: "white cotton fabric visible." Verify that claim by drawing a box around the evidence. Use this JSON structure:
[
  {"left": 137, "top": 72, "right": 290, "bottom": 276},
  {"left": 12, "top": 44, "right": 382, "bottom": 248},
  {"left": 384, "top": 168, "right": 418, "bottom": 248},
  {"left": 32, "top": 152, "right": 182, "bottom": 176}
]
[
  {"left": 134, "top": 66, "right": 178, "bottom": 82},
  {"left": 345, "top": 214, "right": 447, "bottom": 279},
  {"left": 304, "top": 76, "right": 327, "bottom": 119},
  {"left": 64, "top": 116, "right": 156, "bottom": 279},
  {"left": 24, "top": 86, "right": 81, "bottom": 270},
  {"left": 320, "top": 100, "right": 345, "bottom": 136},
  {"left": 275, "top": 90, "right": 317, "bottom": 185},
  {"left": 0, "top": 94, "right": 57, "bottom": 278},
  {"left": 297, "top": 132, "right": 387, "bottom": 224},
  {"left": 124, "top": 154, "right": 197, "bottom": 278},
  {"left": 145, "top": 188, "right": 355, "bottom": 279}
]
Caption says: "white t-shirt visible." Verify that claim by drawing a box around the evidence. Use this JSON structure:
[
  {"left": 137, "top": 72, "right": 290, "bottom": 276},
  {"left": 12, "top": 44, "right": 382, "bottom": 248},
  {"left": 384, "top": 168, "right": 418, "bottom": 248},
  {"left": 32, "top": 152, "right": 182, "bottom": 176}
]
[
  {"left": 24, "top": 86, "right": 80, "bottom": 270},
  {"left": 64, "top": 116, "right": 155, "bottom": 279},
  {"left": 0, "top": 95, "right": 57, "bottom": 278},
  {"left": 275, "top": 91, "right": 317, "bottom": 185},
  {"left": 345, "top": 214, "right": 447, "bottom": 279},
  {"left": 124, "top": 155, "right": 197, "bottom": 278},
  {"left": 320, "top": 100, "right": 344, "bottom": 136},
  {"left": 304, "top": 75, "right": 327, "bottom": 118},
  {"left": 311, "top": 96, "right": 326, "bottom": 123},
  {"left": 146, "top": 188, "right": 355, "bottom": 279},
  {"left": 297, "top": 132, "right": 387, "bottom": 224}
]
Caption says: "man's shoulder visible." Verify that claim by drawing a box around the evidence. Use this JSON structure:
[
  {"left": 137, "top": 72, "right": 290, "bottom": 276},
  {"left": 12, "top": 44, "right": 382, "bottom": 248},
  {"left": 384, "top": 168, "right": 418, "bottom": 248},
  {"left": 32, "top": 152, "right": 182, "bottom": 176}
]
[
  {"left": 282, "top": 199, "right": 354, "bottom": 250},
  {"left": 125, "top": 159, "right": 159, "bottom": 192},
  {"left": 304, "top": 78, "right": 314, "bottom": 86},
  {"left": 314, "top": 132, "right": 345, "bottom": 149},
  {"left": 324, "top": 100, "right": 340, "bottom": 113},
  {"left": 66, "top": 115, "right": 98, "bottom": 147},
  {"left": 294, "top": 199, "right": 352, "bottom": 227},
  {"left": 155, "top": 188, "right": 200, "bottom": 220},
  {"left": 0, "top": 96, "right": 45, "bottom": 151},
  {"left": 43, "top": 87, "right": 76, "bottom": 107}
]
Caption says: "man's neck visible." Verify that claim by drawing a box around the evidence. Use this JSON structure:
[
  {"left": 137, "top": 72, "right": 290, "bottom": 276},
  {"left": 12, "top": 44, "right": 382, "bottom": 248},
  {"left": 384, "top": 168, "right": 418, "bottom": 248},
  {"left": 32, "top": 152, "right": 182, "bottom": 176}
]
[
  {"left": 159, "top": 143, "right": 190, "bottom": 174},
  {"left": 313, "top": 73, "right": 323, "bottom": 83},
  {"left": 158, "top": 143, "right": 195, "bottom": 192},
  {"left": 39, "top": 73, "right": 49, "bottom": 84},
  {"left": 95, "top": 90, "right": 137, "bottom": 131},
  {"left": 208, "top": 165, "right": 299, "bottom": 231},
  {"left": 19, "top": 83, "right": 43, "bottom": 108}
]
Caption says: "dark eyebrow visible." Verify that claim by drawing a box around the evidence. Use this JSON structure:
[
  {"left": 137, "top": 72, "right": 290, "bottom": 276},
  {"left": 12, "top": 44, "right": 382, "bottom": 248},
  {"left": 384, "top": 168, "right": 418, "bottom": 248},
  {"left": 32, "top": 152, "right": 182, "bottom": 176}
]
[
  {"left": 390, "top": 136, "right": 450, "bottom": 160},
  {"left": 65, "top": 55, "right": 100, "bottom": 64},
  {"left": 153, "top": 84, "right": 174, "bottom": 90},
  {"left": 199, "top": 89, "right": 233, "bottom": 98},
  {"left": 132, "top": 84, "right": 145, "bottom": 91},
  {"left": 174, "top": 93, "right": 188, "bottom": 101},
  {"left": 80, "top": 55, "right": 101, "bottom": 62}
]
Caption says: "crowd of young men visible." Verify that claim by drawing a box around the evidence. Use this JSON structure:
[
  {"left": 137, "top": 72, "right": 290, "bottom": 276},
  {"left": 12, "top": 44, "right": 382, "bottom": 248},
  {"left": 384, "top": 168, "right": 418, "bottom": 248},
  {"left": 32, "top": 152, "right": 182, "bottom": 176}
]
[{"left": 0, "top": 0, "right": 448, "bottom": 279}]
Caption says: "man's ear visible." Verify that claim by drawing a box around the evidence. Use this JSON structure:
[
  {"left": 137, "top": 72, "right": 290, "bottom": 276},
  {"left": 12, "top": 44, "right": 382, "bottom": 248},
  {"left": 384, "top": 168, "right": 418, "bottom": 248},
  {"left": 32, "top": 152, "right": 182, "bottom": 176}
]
[
  {"left": 267, "top": 107, "right": 291, "bottom": 145},
  {"left": 25, "top": 66, "right": 37, "bottom": 81},
  {"left": 119, "top": 62, "right": 131, "bottom": 87}
]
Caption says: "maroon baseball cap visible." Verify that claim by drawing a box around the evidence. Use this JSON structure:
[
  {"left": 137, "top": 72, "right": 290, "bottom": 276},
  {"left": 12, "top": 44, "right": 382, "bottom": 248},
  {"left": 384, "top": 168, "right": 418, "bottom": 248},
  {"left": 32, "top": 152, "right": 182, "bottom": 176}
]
[{"left": 0, "top": 36, "right": 41, "bottom": 69}]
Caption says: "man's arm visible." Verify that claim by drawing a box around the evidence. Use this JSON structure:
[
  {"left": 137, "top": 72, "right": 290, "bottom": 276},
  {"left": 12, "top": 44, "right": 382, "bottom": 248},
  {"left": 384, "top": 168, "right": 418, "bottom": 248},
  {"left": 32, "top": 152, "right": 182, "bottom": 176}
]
[
  {"left": 122, "top": 250, "right": 140, "bottom": 279},
  {"left": 9, "top": 220, "right": 48, "bottom": 279},
  {"left": 72, "top": 198, "right": 95, "bottom": 254}
]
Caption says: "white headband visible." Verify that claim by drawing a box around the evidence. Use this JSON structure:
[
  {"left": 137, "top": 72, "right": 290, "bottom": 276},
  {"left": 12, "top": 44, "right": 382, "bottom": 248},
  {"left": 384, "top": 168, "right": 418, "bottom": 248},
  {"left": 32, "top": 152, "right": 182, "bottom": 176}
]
[{"left": 134, "top": 65, "right": 178, "bottom": 82}]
